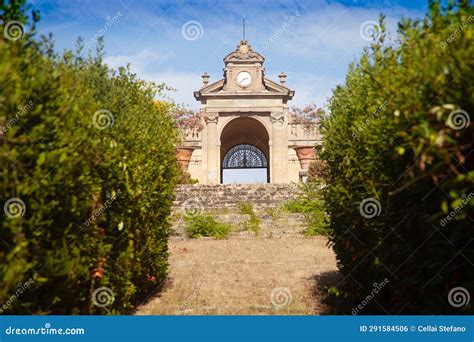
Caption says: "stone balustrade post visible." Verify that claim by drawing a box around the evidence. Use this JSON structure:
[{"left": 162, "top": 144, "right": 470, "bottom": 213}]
[
  {"left": 205, "top": 112, "right": 219, "bottom": 184},
  {"left": 270, "top": 111, "right": 288, "bottom": 183}
]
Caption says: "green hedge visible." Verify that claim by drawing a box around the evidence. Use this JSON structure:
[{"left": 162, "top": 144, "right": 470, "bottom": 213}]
[
  {"left": 319, "top": 1, "right": 473, "bottom": 314},
  {"left": 1, "top": 2, "right": 178, "bottom": 314}
]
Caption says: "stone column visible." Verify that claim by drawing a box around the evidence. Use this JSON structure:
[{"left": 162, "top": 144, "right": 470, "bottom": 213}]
[
  {"left": 205, "top": 112, "right": 219, "bottom": 184},
  {"left": 270, "top": 111, "right": 288, "bottom": 183}
]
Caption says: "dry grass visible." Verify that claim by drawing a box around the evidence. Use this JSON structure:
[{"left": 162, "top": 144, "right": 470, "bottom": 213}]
[{"left": 136, "top": 235, "right": 339, "bottom": 315}]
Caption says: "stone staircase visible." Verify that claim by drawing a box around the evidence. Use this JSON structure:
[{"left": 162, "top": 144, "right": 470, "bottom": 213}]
[
  {"left": 173, "top": 184, "right": 299, "bottom": 211},
  {"left": 137, "top": 183, "right": 337, "bottom": 316},
  {"left": 171, "top": 183, "right": 307, "bottom": 238}
]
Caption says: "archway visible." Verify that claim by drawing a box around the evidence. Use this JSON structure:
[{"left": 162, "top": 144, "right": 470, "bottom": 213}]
[{"left": 220, "top": 117, "right": 270, "bottom": 183}]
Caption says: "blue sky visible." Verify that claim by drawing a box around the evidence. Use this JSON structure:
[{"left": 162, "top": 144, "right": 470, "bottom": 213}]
[{"left": 31, "top": 0, "right": 428, "bottom": 109}]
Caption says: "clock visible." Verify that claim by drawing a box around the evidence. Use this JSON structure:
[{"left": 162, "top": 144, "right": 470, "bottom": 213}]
[{"left": 236, "top": 71, "right": 252, "bottom": 88}]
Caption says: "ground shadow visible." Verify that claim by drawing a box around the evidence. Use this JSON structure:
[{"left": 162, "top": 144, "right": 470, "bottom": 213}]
[
  {"left": 312, "top": 271, "right": 351, "bottom": 315},
  {"left": 133, "top": 277, "right": 173, "bottom": 314}
]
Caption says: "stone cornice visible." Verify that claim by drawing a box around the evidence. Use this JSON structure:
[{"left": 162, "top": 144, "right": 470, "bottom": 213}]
[{"left": 194, "top": 78, "right": 295, "bottom": 102}]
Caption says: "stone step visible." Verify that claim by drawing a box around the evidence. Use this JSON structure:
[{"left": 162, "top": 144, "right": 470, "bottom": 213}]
[
  {"left": 173, "top": 183, "right": 299, "bottom": 212},
  {"left": 171, "top": 213, "right": 307, "bottom": 238}
]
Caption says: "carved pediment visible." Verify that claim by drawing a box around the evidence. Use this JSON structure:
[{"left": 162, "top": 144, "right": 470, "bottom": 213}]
[
  {"left": 263, "top": 78, "right": 292, "bottom": 94},
  {"left": 223, "top": 40, "right": 264, "bottom": 63},
  {"left": 195, "top": 78, "right": 292, "bottom": 97},
  {"left": 194, "top": 40, "right": 294, "bottom": 102},
  {"left": 199, "top": 79, "right": 225, "bottom": 93}
]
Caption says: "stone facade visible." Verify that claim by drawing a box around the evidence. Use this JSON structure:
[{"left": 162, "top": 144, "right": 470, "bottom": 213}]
[{"left": 181, "top": 40, "right": 320, "bottom": 184}]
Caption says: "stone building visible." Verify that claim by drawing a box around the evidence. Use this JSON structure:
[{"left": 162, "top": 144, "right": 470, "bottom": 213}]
[{"left": 178, "top": 40, "right": 320, "bottom": 184}]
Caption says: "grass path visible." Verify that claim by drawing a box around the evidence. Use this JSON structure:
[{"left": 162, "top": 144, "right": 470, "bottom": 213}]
[{"left": 136, "top": 235, "right": 339, "bottom": 315}]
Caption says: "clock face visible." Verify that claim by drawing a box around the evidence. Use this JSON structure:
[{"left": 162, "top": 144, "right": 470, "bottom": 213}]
[{"left": 237, "top": 71, "right": 252, "bottom": 88}]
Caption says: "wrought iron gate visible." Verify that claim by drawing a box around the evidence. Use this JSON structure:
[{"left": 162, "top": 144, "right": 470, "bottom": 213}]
[{"left": 221, "top": 144, "right": 269, "bottom": 183}]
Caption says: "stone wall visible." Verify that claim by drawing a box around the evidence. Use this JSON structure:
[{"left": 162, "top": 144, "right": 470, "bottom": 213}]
[{"left": 173, "top": 183, "right": 299, "bottom": 212}]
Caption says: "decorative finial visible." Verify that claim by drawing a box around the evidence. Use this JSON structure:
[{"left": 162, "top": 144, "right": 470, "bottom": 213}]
[
  {"left": 201, "top": 72, "right": 210, "bottom": 86},
  {"left": 278, "top": 72, "right": 287, "bottom": 85}
]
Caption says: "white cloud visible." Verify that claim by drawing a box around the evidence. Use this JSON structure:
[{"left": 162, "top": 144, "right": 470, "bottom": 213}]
[
  {"left": 255, "top": 2, "right": 422, "bottom": 61},
  {"left": 101, "top": 1, "right": 424, "bottom": 108},
  {"left": 104, "top": 49, "right": 174, "bottom": 74},
  {"left": 269, "top": 71, "right": 340, "bottom": 109},
  {"left": 105, "top": 50, "right": 201, "bottom": 107},
  {"left": 146, "top": 71, "right": 203, "bottom": 108}
]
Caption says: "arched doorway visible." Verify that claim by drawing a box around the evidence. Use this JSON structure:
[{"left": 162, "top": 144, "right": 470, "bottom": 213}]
[{"left": 220, "top": 117, "right": 270, "bottom": 183}]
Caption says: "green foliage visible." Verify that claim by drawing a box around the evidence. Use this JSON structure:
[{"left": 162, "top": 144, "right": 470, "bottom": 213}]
[
  {"left": 0, "top": 1, "right": 179, "bottom": 314},
  {"left": 282, "top": 198, "right": 311, "bottom": 214},
  {"left": 283, "top": 183, "right": 329, "bottom": 236},
  {"left": 307, "top": 152, "right": 328, "bottom": 182},
  {"left": 304, "top": 207, "right": 329, "bottom": 237},
  {"left": 238, "top": 202, "right": 261, "bottom": 233},
  {"left": 184, "top": 213, "right": 231, "bottom": 239},
  {"left": 178, "top": 171, "right": 199, "bottom": 184},
  {"left": 320, "top": 1, "right": 473, "bottom": 314}
]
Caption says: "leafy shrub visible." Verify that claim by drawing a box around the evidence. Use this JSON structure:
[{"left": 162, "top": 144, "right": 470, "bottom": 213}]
[
  {"left": 282, "top": 198, "right": 309, "bottom": 214},
  {"left": 178, "top": 171, "right": 199, "bottom": 184},
  {"left": 0, "top": 2, "right": 178, "bottom": 314},
  {"left": 283, "top": 183, "right": 329, "bottom": 236},
  {"left": 307, "top": 152, "right": 328, "bottom": 182},
  {"left": 184, "top": 213, "right": 231, "bottom": 239},
  {"left": 303, "top": 205, "right": 329, "bottom": 237},
  {"left": 320, "top": 1, "right": 473, "bottom": 314},
  {"left": 238, "top": 202, "right": 261, "bottom": 233}
]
